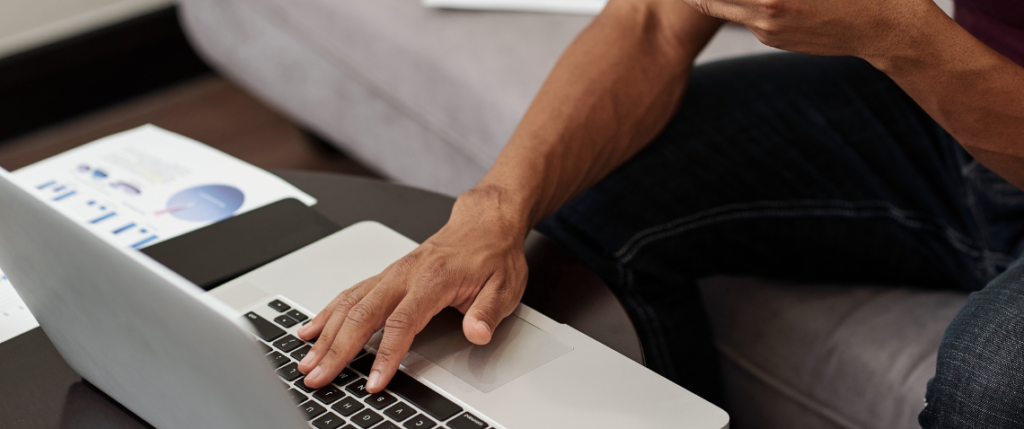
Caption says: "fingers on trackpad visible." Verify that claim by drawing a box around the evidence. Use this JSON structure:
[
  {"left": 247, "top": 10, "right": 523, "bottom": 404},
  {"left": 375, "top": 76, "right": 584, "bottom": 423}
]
[{"left": 372, "top": 308, "right": 573, "bottom": 393}]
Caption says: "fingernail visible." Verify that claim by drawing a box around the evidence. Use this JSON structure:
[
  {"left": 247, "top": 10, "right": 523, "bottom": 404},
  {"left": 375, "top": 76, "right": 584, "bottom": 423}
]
[
  {"left": 477, "top": 320, "right": 491, "bottom": 333},
  {"left": 299, "top": 350, "right": 316, "bottom": 366},
  {"left": 308, "top": 366, "right": 322, "bottom": 381},
  {"left": 298, "top": 324, "right": 309, "bottom": 336},
  {"left": 367, "top": 370, "right": 381, "bottom": 390}
]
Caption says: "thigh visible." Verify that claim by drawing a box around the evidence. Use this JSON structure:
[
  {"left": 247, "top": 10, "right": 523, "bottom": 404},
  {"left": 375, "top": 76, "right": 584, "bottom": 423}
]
[
  {"left": 920, "top": 256, "right": 1024, "bottom": 428},
  {"left": 541, "top": 53, "right": 1005, "bottom": 292},
  {"left": 537, "top": 52, "right": 1024, "bottom": 401}
]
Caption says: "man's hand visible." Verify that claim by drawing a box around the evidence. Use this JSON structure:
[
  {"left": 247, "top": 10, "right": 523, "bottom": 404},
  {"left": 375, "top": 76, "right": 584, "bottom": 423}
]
[
  {"left": 295, "top": 186, "right": 529, "bottom": 392},
  {"left": 685, "top": 0, "right": 940, "bottom": 59}
]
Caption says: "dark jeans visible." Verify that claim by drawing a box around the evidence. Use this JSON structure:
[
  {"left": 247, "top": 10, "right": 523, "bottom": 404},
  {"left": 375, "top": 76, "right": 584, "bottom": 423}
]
[{"left": 537, "top": 53, "right": 1024, "bottom": 428}]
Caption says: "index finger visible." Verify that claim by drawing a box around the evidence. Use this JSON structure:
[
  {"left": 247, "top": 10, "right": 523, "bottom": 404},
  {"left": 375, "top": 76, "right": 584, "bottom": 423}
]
[
  {"left": 366, "top": 289, "right": 446, "bottom": 393},
  {"left": 302, "top": 279, "right": 405, "bottom": 388}
]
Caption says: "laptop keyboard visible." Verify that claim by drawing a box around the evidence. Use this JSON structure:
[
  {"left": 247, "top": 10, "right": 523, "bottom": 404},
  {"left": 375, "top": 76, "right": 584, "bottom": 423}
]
[{"left": 242, "top": 297, "right": 495, "bottom": 429}]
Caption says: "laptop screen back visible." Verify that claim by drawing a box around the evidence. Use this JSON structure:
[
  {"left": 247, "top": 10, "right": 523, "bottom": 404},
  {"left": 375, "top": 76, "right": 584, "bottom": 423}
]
[{"left": 0, "top": 169, "right": 302, "bottom": 428}]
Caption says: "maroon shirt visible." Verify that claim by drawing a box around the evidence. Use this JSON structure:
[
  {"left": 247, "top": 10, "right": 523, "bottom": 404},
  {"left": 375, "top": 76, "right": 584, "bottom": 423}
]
[{"left": 955, "top": 0, "right": 1024, "bottom": 67}]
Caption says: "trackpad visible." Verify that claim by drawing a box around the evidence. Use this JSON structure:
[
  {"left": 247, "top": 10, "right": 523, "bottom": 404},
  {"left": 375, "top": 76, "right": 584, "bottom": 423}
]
[{"left": 408, "top": 308, "right": 572, "bottom": 393}]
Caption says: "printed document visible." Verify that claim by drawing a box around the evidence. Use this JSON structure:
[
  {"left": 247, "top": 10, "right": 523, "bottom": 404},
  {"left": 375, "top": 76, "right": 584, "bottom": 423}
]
[
  {"left": 0, "top": 125, "right": 317, "bottom": 343},
  {"left": 0, "top": 270, "right": 36, "bottom": 343}
]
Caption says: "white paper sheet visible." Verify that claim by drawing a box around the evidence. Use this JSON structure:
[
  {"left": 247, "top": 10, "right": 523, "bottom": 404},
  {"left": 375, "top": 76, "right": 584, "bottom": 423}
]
[
  {"left": 13, "top": 125, "right": 316, "bottom": 248},
  {"left": 0, "top": 269, "right": 37, "bottom": 343},
  {"left": 422, "top": 0, "right": 605, "bottom": 14},
  {"left": 0, "top": 125, "right": 318, "bottom": 343}
]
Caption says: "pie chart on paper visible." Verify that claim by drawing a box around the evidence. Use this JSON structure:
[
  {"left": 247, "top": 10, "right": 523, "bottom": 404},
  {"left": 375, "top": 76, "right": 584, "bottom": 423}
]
[{"left": 160, "top": 185, "right": 245, "bottom": 222}]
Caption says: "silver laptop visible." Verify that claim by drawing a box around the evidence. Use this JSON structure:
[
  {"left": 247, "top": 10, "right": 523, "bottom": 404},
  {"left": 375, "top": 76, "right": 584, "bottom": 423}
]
[{"left": 0, "top": 168, "right": 728, "bottom": 429}]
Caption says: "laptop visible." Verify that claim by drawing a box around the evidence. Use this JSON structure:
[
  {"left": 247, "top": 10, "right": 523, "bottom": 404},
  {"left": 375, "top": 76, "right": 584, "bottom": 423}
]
[{"left": 0, "top": 168, "right": 728, "bottom": 429}]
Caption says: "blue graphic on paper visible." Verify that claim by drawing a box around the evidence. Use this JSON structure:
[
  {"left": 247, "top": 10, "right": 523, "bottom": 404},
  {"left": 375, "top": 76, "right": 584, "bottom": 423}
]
[{"left": 160, "top": 185, "right": 244, "bottom": 222}]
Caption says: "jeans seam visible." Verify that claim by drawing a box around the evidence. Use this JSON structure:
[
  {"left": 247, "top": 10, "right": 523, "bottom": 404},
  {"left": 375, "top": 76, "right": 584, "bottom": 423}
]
[
  {"left": 613, "top": 262, "right": 682, "bottom": 382},
  {"left": 962, "top": 158, "right": 1006, "bottom": 282},
  {"left": 613, "top": 199, "right": 985, "bottom": 265}
]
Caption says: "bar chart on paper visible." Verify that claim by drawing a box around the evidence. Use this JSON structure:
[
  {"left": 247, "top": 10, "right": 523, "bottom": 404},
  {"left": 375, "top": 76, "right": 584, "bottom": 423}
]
[
  {"left": 34, "top": 179, "right": 160, "bottom": 248},
  {"left": 0, "top": 269, "right": 39, "bottom": 343}
]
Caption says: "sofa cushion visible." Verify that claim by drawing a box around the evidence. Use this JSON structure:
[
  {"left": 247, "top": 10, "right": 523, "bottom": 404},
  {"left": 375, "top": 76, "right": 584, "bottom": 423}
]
[
  {"left": 700, "top": 277, "right": 968, "bottom": 429},
  {"left": 180, "top": 0, "right": 777, "bottom": 196}
]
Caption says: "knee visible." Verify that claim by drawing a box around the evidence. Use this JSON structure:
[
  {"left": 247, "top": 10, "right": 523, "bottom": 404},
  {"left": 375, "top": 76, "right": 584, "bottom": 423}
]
[{"left": 919, "top": 261, "right": 1024, "bottom": 428}]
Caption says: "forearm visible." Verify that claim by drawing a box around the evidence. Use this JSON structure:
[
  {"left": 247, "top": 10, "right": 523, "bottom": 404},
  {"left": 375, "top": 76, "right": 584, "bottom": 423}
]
[
  {"left": 457, "top": 0, "right": 721, "bottom": 236},
  {"left": 866, "top": 3, "right": 1024, "bottom": 188}
]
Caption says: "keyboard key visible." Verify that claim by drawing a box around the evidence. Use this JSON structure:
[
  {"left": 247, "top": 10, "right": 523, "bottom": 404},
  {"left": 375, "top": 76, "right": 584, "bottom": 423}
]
[
  {"left": 275, "top": 314, "right": 298, "bottom": 328},
  {"left": 384, "top": 402, "right": 415, "bottom": 422},
  {"left": 332, "top": 396, "right": 365, "bottom": 417},
  {"left": 269, "top": 299, "right": 291, "bottom": 312},
  {"left": 277, "top": 363, "right": 302, "bottom": 381},
  {"left": 242, "top": 312, "right": 285, "bottom": 341},
  {"left": 376, "top": 422, "right": 401, "bottom": 429},
  {"left": 350, "top": 409, "right": 383, "bottom": 428},
  {"left": 267, "top": 351, "right": 290, "bottom": 368},
  {"left": 345, "top": 379, "right": 371, "bottom": 398},
  {"left": 291, "top": 345, "right": 312, "bottom": 362},
  {"left": 295, "top": 377, "right": 317, "bottom": 393},
  {"left": 314, "top": 385, "right": 345, "bottom": 404},
  {"left": 299, "top": 401, "right": 327, "bottom": 421},
  {"left": 351, "top": 353, "right": 462, "bottom": 421},
  {"left": 403, "top": 415, "right": 437, "bottom": 429},
  {"left": 287, "top": 309, "right": 310, "bottom": 322},
  {"left": 387, "top": 372, "right": 462, "bottom": 420},
  {"left": 287, "top": 389, "right": 308, "bottom": 405},
  {"left": 350, "top": 353, "right": 374, "bottom": 376},
  {"left": 258, "top": 341, "right": 272, "bottom": 354},
  {"left": 312, "top": 412, "right": 346, "bottom": 429},
  {"left": 274, "top": 335, "right": 304, "bottom": 353},
  {"left": 366, "top": 391, "right": 397, "bottom": 409},
  {"left": 333, "top": 368, "right": 359, "bottom": 386},
  {"left": 447, "top": 413, "right": 488, "bottom": 429}
]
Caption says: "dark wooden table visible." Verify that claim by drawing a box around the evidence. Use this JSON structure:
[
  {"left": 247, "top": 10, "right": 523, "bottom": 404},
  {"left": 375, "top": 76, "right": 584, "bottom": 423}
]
[{"left": 0, "top": 171, "right": 641, "bottom": 428}]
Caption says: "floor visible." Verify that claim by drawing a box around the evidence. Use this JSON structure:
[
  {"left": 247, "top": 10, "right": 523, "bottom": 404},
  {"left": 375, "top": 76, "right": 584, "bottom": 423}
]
[{"left": 0, "top": 75, "right": 380, "bottom": 178}]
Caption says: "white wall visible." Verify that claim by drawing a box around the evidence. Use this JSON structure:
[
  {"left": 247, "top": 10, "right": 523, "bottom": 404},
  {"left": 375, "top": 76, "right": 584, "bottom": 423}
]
[{"left": 0, "top": 0, "right": 174, "bottom": 58}]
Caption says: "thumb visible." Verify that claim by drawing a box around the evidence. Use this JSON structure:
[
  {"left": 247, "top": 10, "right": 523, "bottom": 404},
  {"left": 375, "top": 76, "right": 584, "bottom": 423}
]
[{"left": 463, "top": 276, "right": 521, "bottom": 345}]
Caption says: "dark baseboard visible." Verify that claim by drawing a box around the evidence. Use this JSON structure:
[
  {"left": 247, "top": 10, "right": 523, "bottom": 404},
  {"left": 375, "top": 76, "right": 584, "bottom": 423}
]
[{"left": 0, "top": 6, "right": 212, "bottom": 143}]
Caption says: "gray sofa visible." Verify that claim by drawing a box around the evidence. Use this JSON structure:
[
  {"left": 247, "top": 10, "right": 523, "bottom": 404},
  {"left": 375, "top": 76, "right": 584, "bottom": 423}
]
[{"left": 178, "top": 1, "right": 964, "bottom": 427}]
